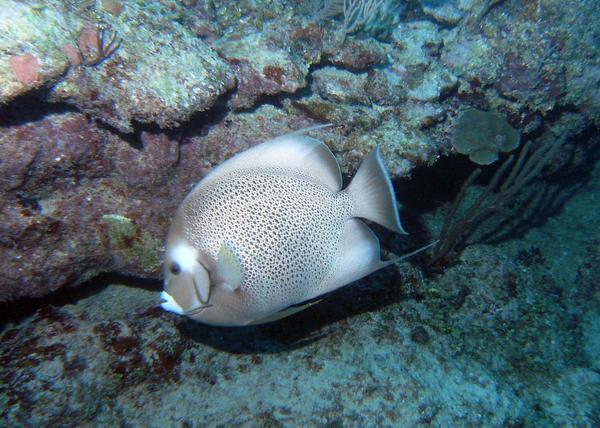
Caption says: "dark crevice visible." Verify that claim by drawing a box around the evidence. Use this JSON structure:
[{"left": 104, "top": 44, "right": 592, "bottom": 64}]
[
  {"left": 178, "top": 94, "right": 233, "bottom": 140},
  {"left": 15, "top": 194, "right": 42, "bottom": 213},
  {"left": 229, "top": 93, "right": 285, "bottom": 114},
  {"left": 0, "top": 90, "right": 77, "bottom": 127},
  {"left": 0, "top": 273, "right": 161, "bottom": 328},
  {"left": 394, "top": 121, "right": 600, "bottom": 265}
]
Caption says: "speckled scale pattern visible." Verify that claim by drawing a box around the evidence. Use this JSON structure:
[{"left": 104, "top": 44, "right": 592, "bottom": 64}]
[{"left": 182, "top": 167, "right": 353, "bottom": 314}]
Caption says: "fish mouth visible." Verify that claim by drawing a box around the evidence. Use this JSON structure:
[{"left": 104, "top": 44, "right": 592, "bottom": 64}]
[
  {"left": 159, "top": 291, "right": 185, "bottom": 315},
  {"left": 159, "top": 291, "right": 212, "bottom": 318}
]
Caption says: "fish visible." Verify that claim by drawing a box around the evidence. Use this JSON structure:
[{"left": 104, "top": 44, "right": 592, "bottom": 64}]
[{"left": 159, "top": 126, "right": 407, "bottom": 326}]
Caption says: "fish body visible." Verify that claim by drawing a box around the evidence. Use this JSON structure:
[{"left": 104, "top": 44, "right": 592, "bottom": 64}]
[{"left": 160, "top": 129, "right": 405, "bottom": 326}]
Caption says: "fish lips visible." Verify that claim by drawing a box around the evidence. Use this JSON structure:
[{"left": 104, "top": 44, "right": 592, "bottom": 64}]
[
  {"left": 159, "top": 290, "right": 184, "bottom": 315},
  {"left": 160, "top": 288, "right": 214, "bottom": 318}
]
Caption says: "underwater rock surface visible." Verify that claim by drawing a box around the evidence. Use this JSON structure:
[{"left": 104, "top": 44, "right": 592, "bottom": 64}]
[
  {"left": 1, "top": 1, "right": 236, "bottom": 132},
  {"left": 0, "top": 0, "right": 598, "bottom": 327},
  {"left": 1, "top": 160, "right": 599, "bottom": 425},
  {"left": 1, "top": 1, "right": 599, "bottom": 426}
]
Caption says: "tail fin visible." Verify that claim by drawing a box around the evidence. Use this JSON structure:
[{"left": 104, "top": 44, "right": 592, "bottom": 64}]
[{"left": 346, "top": 147, "right": 407, "bottom": 234}]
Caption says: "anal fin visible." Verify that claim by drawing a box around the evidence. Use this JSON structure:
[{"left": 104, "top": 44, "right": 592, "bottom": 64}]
[
  {"left": 247, "top": 300, "right": 323, "bottom": 325},
  {"left": 308, "top": 218, "right": 390, "bottom": 300}
]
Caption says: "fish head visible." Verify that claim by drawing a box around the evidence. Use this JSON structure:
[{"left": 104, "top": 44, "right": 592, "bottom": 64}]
[{"left": 160, "top": 212, "right": 212, "bottom": 317}]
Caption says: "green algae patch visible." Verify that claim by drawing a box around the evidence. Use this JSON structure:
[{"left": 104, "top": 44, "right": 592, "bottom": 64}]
[{"left": 101, "top": 214, "right": 162, "bottom": 273}]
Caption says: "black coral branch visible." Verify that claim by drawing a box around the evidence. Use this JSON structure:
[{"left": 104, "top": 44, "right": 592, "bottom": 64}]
[{"left": 429, "top": 139, "right": 562, "bottom": 267}]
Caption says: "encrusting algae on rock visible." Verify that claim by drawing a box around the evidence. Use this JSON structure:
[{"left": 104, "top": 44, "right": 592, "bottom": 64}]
[{"left": 101, "top": 214, "right": 162, "bottom": 274}]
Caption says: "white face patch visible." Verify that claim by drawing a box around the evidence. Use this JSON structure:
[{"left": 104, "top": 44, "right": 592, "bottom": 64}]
[
  {"left": 169, "top": 242, "right": 198, "bottom": 273},
  {"left": 160, "top": 291, "right": 184, "bottom": 315}
]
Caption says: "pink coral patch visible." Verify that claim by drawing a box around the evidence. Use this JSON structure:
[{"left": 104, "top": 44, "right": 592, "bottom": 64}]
[
  {"left": 77, "top": 26, "right": 101, "bottom": 57},
  {"left": 9, "top": 53, "right": 40, "bottom": 85},
  {"left": 62, "top": 44, "right": 81, "bottom": 67}
]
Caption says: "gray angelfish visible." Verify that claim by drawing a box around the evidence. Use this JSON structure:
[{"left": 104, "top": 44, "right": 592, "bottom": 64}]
[{"left": 160, "top": 126, "right": 407, "bottom": 326}]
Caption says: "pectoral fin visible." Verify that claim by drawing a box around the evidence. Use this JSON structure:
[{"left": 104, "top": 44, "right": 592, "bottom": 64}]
[{"left": 215, "top": 243, "right": 244, "bottom": 291}]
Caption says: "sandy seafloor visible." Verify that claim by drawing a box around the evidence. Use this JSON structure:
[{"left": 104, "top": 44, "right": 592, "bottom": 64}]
[{"left": 1, "top": 154, "right": 599, "bottom": 428}]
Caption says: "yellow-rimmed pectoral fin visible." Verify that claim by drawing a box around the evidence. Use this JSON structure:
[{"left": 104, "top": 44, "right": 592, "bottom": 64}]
[{"left": 216, "top": 243, "right": 244, "bottom": 292}]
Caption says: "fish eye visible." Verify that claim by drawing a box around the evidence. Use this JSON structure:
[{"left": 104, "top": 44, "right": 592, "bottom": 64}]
[{"left": 169, "top": 263, "right": 181, "bottom": 275}]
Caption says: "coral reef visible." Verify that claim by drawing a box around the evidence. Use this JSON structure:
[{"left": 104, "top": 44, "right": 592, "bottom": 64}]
[
  {"left": 0, "top": 1, "right": 236, "bottom": 133},
  {"left": 0, "top": 0, "right": 598, "bottom": 301},
  {"left": 0, "top": 0, "right": 599, "bottom": 425},
  {"left": 451, "top": 109, "right": 520, "bottom": 165},
  {"left": 0, "top": 110, "right": 195, "bottom": 300},
  {"left": 1, "top": 167, "right": 598, "bottom": 424},
  {"left": 0, "top": 1, "right": 73, "bottom": 102},
  {"left": 0, "top": 297, "right": 185, "bottom": 427}
]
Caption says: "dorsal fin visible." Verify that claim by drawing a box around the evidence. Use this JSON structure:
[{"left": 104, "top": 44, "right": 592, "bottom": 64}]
[{"left": 201, "top": 125, "right": 342, "bottom": 191}]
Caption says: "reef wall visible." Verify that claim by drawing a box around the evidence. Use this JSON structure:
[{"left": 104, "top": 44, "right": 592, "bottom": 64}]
[{"left": 1, "top": 0, "right": 599, "bottom": 301}]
